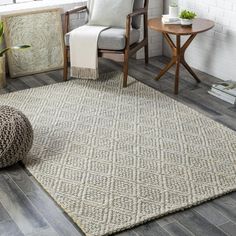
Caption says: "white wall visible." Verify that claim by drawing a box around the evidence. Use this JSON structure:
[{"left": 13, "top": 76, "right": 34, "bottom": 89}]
[
  {"left": 164, "top": 0, "right": 236, "bottom": 82},
  {"left": 0, "top": 0, "right": 85, "bottom": 15}
]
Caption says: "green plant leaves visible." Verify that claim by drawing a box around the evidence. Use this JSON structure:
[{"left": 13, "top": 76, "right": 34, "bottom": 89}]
[
  {"left": 0, "top": 45, "right": 31, "bottom": 57},
  {"left": 0, "top": 48, "right": 9, "bottom": 57},
  {"left": 179, "top": 10, "right": 197, "bottom": 20},
  {"left": 0, "top": 20, "right": 31, "bottom": 57},
  {"left": 0, "top": 21, "right": 4, "bottom": 43},
  {"left": 11, "top": 45, "right": 31, "bottom": 50}
]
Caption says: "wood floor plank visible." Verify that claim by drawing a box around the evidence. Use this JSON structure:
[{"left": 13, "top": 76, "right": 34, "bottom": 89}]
[
  {"left": 47, "top": 70, "right": 64, "bottom": 83},
  {"left": 7, "top": 77, "right": 30, "bottom": 91},
  {"left": 183, "top": 88, "right": 236, "bottom": 119},
  {"left": 214, "top": 115, "right": 236, "bottom": 131},
  {"left": 0, "top": 89, "right": 7, "bottom": 95},
  {"left": 25, "top": 226, "right": 59, "bottom": 236},
  {"left": 0, "top": 220, "right": 24, "bottom": 236},
  {"left": 0, "top": 202, "right": 11, "bottom": 222},
  {"left": 134, "top": 221, "right": 171, "bottom": 236},
  {"left": 163, "top": 221, "right": 195, "bottom": 236},
  {"left": 229, "top": 192, "right": 236, "bottom": 201},
  {"left": 0, "top": 172, "right": 48, "bottom": 235},
  {"left": 115, "top": 229, "right": 138, "bottom": 236},
  {"left": 211, "top": 196, "right": 236, "bottom": 222},
  {"left": 19, "top": 75, "right": 45, "bottom": 88},
  {"left": 6, "top": 164, "right": 84, "bottom": 236},
  {"left": 33, "top": 74, "right": 58, "bottom": 86},
  {"left": 219, "top": 221, "right": 236, "bottom": 236},
  {"left": 173, "top": 209, "right": 227, "bottom": 236},
  {"left": 155, "top": 215, "right": 176, "bottom": 227},
  {"left": 193, "top": 203, "right": 229, "bottom": 226}
]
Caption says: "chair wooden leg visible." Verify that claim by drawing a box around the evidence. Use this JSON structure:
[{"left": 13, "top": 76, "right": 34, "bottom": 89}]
[
  {"left": 63, "top": 47, "right": 68, "bottom": 81},
  {"left": 123, "top": 52, "right": 129, "bottom": 88},
  {"left": 174, "top": 35, "right": 181, "bottom": 95},
  {"left": 144, "top": 43, "right": 149, "bottom": 65}
]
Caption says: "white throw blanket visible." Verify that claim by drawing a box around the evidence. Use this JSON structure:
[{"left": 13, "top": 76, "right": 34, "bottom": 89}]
[{"left": 70, "top": 25, "right": 107, "bottom": 80}]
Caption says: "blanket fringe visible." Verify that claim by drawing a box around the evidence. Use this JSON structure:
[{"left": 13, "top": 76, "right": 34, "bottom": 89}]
[{"left": 71, "top": 67, "right": 99, "bottom": 80}]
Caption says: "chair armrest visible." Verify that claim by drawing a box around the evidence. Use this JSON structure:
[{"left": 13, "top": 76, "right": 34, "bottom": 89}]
[
  {"left": 64, "top": 5, "right": 87, "bottom": 34},
  {"left": 127, "top": 8, "right": 147, "bottom": 19},
  {"left": 125, "top": 8, "right": 148, "bottom": 46},
  {"left": 65, "top": 5, "right": 87, "bottom": 15}
]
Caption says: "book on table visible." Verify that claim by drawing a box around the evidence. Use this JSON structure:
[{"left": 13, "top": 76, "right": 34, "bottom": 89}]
[{"left": 162, "top": 14, "right": 181, "bottom": 25}]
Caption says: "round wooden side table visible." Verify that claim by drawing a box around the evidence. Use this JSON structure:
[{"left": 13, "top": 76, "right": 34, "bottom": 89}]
[{"left": 148, "top": 18, "right": 215, "bottom": 94}]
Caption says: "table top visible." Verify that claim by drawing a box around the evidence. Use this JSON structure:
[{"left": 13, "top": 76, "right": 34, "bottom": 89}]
[{"left": 148, "top": 18, "right": 215, "bottom": 35}]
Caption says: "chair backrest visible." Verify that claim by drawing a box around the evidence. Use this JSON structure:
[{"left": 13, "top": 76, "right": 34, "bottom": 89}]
[
  {"left": 87, "top": 0, "right": 148, "bottom": 29},
  {"left": 132, "top": 0, "right": 146, "bottom": 29}
]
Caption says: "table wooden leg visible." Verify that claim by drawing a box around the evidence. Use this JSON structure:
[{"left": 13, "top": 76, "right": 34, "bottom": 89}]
[
  {"left": 180, "top": 33, "right": 201, "bottom": 83},
  {"left": 156, "top": 33, "right": 176, "bottom": 81},
  {"left": 155, "top": 58, "right": 175, "bottom": 80},
  {"left": 163, "top": 33, "right": 176, "bottom": 50},
  {"left": 155, "top": 32, "right": 201, "bottom": 94},
  {"left": 181, "top": 34, "right": 196, "bottom": 51},
  {"left": 181, "top": 58, "right": 201, "bottom": 83}
]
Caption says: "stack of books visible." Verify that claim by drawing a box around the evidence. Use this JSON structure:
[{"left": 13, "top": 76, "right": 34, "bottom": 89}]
[
  {"left": 162, "top": 15, "right": 181, "bottom": 25},
  {"left": 208, "top": 84, "right": 236, "bottom": 105}
]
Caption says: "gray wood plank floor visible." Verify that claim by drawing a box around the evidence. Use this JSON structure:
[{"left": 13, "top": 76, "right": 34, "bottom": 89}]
[{"left": 0, "top": 56, "right": 236, "bottom": 236}]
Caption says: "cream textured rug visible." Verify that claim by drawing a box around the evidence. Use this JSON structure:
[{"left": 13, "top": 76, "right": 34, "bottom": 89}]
[{"left": 0, "top": 73, "right": 236, "bottom": 236}]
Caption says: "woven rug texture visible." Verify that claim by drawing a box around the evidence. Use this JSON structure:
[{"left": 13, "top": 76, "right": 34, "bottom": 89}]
[{"left": 0, "top": 73, "right": 236, "bottom": 236}]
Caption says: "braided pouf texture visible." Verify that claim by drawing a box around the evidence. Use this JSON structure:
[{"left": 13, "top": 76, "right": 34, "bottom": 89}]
[{"left": 0, "top": 106, "right": 33, "bottom": 168}]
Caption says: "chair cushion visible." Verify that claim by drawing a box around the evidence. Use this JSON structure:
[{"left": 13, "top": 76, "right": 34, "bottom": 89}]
[
  {"left": 89, "top": 0, "right": 134, "bottom": 28},
  {"left": 65, "top": 27, "right": 140, "bottom": 50},
  {"left": 132, "top": 0, "right": 144, "bottom": 29}
]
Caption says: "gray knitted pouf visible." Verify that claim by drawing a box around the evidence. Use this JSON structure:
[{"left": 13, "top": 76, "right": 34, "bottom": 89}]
[{"left": 0, "top": 106, "right": 33, "bottom": 168}]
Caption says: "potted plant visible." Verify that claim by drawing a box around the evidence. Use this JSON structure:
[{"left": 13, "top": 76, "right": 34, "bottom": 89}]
[
  {"left": 0, "top": 21, "right": 30, "bottom": 88},
  {"left": 179, "top": 10, "right": 197, "bottom": 27},
  {"left": 169, "top": 1, "right": 179, "bottom": 18}
]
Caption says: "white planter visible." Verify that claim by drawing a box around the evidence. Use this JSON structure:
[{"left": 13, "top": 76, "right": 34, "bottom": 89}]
[
  {"left": 169, "top": 6, "right": 179, "bottom": 18},
  {"left": 0, "top": 55, "right": 6, "bottom": 89},
  {"left": 180, "top": 19, "right": 193, "bottom": 26}
]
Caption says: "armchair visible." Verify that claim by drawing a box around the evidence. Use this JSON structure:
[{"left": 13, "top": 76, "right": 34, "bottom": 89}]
[{"left": 63, "top": 0, "right": 149, "bottom": 87}]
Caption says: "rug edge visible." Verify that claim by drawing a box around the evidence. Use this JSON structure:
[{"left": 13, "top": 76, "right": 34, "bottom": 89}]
[{"left": 22, "top": 159, "right": 236, "bottom": 236}]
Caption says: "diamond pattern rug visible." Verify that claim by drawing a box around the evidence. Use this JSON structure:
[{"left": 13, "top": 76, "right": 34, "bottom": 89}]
[{"left": 0, "top": 73, "right": 236, "bottom": 236}]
